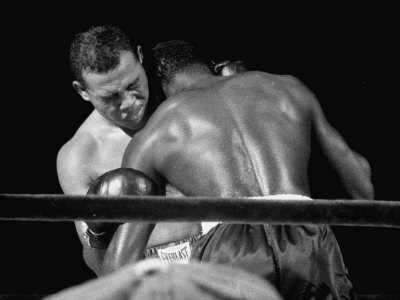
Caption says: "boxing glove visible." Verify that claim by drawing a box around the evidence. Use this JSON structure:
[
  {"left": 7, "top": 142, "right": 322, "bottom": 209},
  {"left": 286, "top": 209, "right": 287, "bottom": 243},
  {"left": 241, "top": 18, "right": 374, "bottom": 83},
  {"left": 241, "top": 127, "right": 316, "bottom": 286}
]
[{"left": 85, "top": 168, "right": 158, "bottom": 248}]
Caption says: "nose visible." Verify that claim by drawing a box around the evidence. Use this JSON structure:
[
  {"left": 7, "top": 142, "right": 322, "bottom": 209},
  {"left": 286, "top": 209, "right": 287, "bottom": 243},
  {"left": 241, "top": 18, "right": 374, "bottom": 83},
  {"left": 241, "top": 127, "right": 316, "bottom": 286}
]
[{"left": 120, "top": 93, "right": 137, "bottom": 111}]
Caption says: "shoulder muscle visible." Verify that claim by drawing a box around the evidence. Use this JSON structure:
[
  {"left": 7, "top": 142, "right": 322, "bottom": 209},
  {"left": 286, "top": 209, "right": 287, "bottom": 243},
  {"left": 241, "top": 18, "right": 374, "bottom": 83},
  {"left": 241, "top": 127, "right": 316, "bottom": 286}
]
[{"left": 57, "top": 133, "right": 99, "bottom": 195}]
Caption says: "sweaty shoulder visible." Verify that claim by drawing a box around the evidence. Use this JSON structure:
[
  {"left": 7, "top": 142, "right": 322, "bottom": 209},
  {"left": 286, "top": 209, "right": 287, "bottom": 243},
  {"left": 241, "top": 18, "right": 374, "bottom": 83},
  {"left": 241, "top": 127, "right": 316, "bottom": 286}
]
[
  {"left": 239, "top": 71, "right": 317, "bottom": 106},
  {"left": 130, "top": 96, "right": 188, "bottom": 148},
  {"left": 227, "top": 71, "right": 306, "bottom": 91},
  {"left": 277, "top": 73, "right": 317, "bottom": 105}
]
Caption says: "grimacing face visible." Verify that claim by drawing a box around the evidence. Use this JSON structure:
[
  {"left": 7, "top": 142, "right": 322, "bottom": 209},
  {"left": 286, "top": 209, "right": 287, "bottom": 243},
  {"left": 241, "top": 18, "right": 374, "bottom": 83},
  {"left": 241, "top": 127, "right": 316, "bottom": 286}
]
[{"left": 79, "top": 50, "right": 150, "bottom": 131}]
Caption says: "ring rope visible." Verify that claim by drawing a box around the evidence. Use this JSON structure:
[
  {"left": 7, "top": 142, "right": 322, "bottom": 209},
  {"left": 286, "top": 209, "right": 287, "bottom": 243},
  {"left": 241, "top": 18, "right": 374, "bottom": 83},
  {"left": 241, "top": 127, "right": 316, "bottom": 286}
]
[{"left": 0, "top": 194, "right": 399, "bottom": 228}]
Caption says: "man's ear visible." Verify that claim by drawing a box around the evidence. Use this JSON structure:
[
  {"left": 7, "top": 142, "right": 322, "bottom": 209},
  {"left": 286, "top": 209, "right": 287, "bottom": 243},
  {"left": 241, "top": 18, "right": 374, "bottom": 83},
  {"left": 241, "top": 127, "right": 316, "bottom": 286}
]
[
  {"left": 137, "top": 45, "right": 144, "bottom": 64},
  {"left": 72, "top": 81, "right": 90, "bottom": 101}
]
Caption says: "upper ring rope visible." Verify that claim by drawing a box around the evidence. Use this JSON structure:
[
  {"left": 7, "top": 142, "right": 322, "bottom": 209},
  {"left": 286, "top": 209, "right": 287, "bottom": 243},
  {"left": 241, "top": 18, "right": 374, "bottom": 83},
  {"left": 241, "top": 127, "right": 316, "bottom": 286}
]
[{"left": 0, "top": 194, "right": 399, "bottom": 227}]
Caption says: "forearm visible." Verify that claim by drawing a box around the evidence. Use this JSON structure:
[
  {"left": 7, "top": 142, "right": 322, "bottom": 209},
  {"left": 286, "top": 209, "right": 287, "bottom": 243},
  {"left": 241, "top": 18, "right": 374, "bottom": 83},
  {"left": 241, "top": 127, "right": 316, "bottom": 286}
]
[
  {"left": 83, "top": 176, "right": 121, "bottom": 247},
  {"left": 74, "top": 220, "right": 110, "bottom": 276},
  {"left": 331, "top": 150, "right": 374, "bottom": 200},
  {"left": 314, "top": 115, "right": 374, "bottom": 200},
  {"left": 99, "top": 222, "right": 156, "bottom": 275},
  {"left": 57, "top": 176, "right": 113, "bottom": 271},
  {"left": 83, "top": 168, "right": 160, "bottom": 275}
]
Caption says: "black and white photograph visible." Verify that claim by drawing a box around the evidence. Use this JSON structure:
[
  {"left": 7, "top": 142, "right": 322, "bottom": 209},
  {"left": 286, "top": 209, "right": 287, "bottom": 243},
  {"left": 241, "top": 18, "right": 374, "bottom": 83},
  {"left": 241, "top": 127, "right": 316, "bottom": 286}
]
[{"left": 1, "top": 5, "right": 399, "bottom": 299}]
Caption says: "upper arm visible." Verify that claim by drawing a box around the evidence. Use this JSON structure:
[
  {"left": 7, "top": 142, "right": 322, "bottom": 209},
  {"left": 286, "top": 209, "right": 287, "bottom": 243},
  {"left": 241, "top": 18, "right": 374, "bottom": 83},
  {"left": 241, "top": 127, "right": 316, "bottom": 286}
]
[
  {"left": 56, "top": 136, "right": 96, "bottom": 195},
  {"left": 308, "top": 92, "right": 354, "bottom": 161},
  {"left": 299, "top": 81, "right": 373, "bottom": 198},
  {"left": 57, "top": 135, "right": 105, "bottom": 256},
  {"left": 287, "top": 76, "right": 352, "bottom": 159},
  {"left": 121, "top": 104, "right": 176, "bottom": 192},
  {"left": 121, "top": 127, "right": 163, "bottom": 190},
  {"left": 57, "top": 135, "right": 110, "bottom": 273}
]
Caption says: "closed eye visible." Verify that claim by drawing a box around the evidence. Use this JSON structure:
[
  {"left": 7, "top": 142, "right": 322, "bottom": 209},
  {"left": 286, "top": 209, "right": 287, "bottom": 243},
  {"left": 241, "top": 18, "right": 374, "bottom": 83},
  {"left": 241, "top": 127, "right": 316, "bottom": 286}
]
[
  {"left": 103, "top": 93, "right": 118, "bottom": 102},
  {"left": 127, "top": 78, "right": 140, "bottom": 91}
]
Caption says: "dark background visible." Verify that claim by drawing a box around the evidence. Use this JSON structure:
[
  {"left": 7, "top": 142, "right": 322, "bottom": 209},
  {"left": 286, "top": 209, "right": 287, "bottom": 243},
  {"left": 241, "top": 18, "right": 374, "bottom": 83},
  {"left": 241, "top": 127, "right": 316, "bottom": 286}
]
[{"left": 1, "top": 5, "right": 399, "bottom": 297}]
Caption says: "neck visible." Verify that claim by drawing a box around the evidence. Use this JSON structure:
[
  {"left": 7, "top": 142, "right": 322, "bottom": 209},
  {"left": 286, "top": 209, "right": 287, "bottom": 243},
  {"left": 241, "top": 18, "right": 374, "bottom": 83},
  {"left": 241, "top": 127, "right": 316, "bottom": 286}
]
[{"left": 167, "top": 65, "right": 214, "bottom": 97}]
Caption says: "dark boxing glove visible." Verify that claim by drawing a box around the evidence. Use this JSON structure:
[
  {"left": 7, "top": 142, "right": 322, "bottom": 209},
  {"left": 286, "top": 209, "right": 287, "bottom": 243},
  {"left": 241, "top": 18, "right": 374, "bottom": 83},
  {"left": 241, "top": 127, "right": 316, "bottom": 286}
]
[{"left": 84, "top": 168, "right": 158, "bottom": 248}]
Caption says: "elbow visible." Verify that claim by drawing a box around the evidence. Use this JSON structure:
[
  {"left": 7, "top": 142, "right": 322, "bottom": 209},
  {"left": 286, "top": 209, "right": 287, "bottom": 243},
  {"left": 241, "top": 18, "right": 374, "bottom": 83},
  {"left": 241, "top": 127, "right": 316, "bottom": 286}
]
[
  {"left": 363, "top": 162, "right": 374, "bottom": 200},
  {"left": 349, "top": 181, "right": 375, "bottom": 200},
  {"left": 363, "top": 184, "right": 375, "bottom": 200}
]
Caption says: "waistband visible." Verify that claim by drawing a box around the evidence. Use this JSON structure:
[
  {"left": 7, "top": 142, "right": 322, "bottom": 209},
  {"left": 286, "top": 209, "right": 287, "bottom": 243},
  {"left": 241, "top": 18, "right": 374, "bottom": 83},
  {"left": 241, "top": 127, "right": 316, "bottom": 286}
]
[
  {"left": 250, "top": 194, "right": 312, "bottom": 200},
  {"left": 201, "top": 194, "right": 312, "bottom": 235},
  {"left": 143, "top": 234, "right": 203, "bottom": 259}
]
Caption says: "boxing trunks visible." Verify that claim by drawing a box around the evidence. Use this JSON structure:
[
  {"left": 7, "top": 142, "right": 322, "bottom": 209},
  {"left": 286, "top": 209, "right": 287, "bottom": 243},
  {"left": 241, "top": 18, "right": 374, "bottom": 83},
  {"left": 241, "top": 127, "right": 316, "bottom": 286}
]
[{"left": 190, "top": 194, "right": 356, "bottom": 300}]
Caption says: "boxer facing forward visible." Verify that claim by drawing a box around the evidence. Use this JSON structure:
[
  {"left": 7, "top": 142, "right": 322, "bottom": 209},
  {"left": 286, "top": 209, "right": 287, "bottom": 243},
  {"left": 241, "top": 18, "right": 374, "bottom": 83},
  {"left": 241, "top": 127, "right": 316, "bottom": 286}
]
[{"left": 57, "top": 26, "right": 201, "bottom": 275}]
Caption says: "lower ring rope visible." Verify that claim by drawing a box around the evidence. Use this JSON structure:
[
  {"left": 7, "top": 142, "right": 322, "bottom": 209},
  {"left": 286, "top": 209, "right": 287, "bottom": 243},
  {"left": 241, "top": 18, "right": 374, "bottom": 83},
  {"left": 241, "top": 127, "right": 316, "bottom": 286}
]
[{"left": 0, "top": 194, "right": 399, "bottom": 227}]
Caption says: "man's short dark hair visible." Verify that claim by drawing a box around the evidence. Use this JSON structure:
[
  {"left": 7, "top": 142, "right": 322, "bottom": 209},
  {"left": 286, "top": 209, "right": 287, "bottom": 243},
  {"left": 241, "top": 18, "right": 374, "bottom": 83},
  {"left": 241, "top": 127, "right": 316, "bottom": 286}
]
[
  {"left": 69, "top": 25, "right": 137, "bottom": 86},
  {"left": 152, "top": 40, "right": 212, "bottom": 87}
]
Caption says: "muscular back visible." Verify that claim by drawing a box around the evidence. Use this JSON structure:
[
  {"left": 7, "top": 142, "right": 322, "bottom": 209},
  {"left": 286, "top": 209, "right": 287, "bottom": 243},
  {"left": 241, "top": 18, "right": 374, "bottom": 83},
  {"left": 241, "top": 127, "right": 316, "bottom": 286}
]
[{"left": 125, "top": 72, "right": 315, "bottom": 197}]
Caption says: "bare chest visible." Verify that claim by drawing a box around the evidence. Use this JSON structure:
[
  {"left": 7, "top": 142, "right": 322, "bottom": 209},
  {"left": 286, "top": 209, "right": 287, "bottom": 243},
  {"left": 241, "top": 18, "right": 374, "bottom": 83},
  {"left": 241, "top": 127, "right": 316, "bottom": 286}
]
[{"left": 90, "top": 134, "right": 131, "bottom": 180}]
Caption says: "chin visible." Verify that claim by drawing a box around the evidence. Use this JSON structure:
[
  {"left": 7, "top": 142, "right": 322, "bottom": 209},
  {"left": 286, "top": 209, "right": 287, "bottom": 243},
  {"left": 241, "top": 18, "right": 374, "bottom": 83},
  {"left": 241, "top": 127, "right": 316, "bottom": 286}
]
[
  {"left": 122, "top": 117, "right": 144, "bottom": 131},
  {"left": 119, "top": 108, "right": 146, "bottom": 130},
  {"left": 122, "top": 122, "right": 140, "bottom": 131}
]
